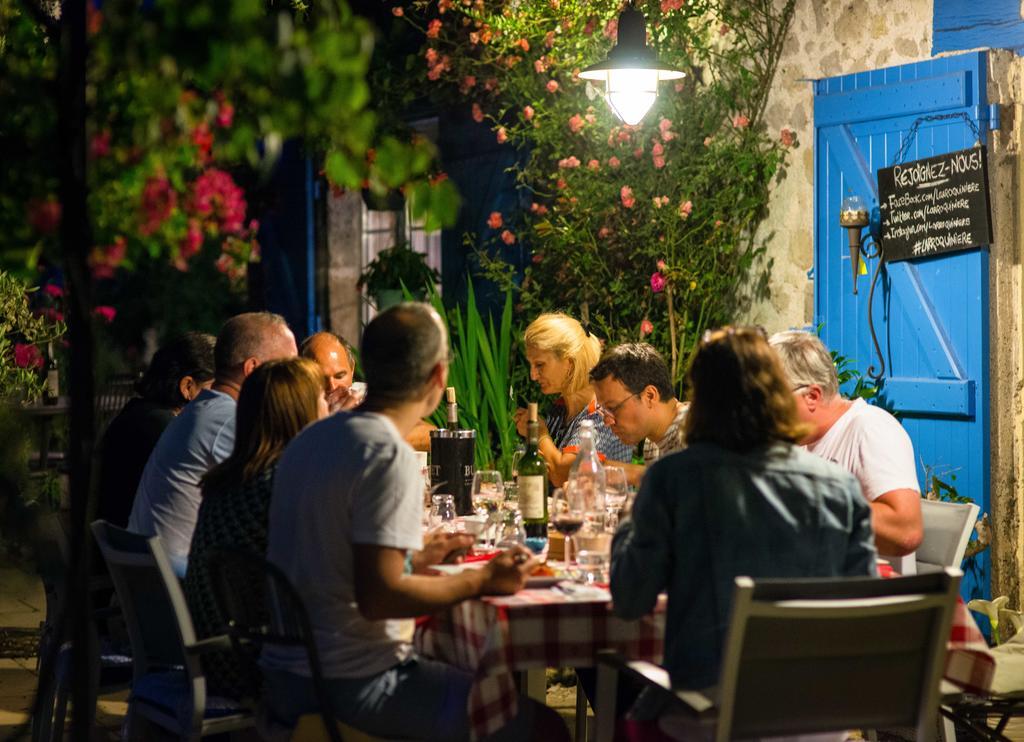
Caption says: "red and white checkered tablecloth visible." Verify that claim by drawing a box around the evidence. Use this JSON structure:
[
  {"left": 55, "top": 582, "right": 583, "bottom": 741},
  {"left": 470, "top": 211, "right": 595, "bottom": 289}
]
[
  {"left": 415, "top": 587, "right": 665, "bottom": 740},
  {"left": 946, "top": 598, "right": 995, "bottom": 694}
]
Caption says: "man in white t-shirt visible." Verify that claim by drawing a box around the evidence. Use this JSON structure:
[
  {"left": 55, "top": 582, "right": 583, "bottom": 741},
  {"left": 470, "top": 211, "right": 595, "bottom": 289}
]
[
  {"left": 770, "top": 331, "right": 923, "bottom": 573},
  {"left": 263, "top": 303, "right": 568, "bottom": 741}
]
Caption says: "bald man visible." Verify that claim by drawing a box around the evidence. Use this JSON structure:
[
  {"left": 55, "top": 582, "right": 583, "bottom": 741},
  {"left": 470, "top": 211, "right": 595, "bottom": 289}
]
[
  {"left": 301, "top": 331, "right": 359, "bottom": 412},
  {"left": 301, "top": 331, "right": 436, "bottom": 450}
]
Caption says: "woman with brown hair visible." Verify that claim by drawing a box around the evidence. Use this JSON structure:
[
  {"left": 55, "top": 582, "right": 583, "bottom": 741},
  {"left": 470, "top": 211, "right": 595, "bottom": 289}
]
[
  {"left": 183, "top": 356, "right": 327, "bottom": 699},
  {"left": 514, "top": 312, "right": 632, "bottom": 484},
  {"left": 609, "top": 327, "right": 877, "bottom": 724}
]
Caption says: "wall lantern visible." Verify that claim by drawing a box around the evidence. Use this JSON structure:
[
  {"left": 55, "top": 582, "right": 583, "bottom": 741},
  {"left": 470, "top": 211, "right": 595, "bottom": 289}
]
[
  {"left": 839, "top": 193, "right": 886, "bottom": 381},
  {"left": 578, "top": 4, "right": 684, "bottom": 126}
]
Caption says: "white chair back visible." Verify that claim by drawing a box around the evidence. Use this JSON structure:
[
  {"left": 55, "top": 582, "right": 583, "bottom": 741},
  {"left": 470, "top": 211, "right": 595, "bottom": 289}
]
[{"left": 916, "top": 499, "right": 980, "bottom": 572}]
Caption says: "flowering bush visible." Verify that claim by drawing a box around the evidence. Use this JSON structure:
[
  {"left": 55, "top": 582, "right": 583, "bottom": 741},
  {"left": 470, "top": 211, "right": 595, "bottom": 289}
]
[
  {"left": 0, "top": 271, "right": 64, "bottom": 403},
  {"left": 394, "top": 0, "right": 796, "bottom": 387},
  {"left": 0, "top": 0, "right": 460, "bottom": 342}
]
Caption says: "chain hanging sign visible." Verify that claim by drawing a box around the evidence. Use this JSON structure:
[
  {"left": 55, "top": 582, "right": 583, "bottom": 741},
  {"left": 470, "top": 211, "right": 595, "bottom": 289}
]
[{"left": 877, "top": 113, "right": 993, "bottom": 263}]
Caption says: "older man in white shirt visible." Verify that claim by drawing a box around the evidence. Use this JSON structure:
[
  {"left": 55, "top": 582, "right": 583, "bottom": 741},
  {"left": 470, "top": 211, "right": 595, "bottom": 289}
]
[{"left": 769, "top": 330, "right": 923, "bottom": 574}]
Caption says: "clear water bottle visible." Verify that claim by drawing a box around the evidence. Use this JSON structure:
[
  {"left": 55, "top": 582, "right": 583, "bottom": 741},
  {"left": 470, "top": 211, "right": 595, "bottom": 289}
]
[{"left": 567, "top": 419, "right": 605, "bottom": 515}]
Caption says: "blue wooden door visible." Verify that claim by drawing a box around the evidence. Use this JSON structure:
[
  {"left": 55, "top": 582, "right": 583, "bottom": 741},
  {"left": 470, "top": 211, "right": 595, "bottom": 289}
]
[{"left": 813, "top": 52, "right": 993, "bottom": 599}]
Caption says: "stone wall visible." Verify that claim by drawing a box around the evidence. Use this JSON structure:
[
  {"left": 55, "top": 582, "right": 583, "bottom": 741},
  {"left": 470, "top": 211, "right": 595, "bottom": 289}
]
[{"left": 748, "top": 0, "right": 934, "bottom": 332}]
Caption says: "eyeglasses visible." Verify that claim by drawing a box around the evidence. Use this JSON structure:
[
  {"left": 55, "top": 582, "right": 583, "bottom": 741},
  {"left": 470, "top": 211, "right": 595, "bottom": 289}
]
[
  {"left": 699, "top": 324, "right": 768, "bottom": 347},
  {"left": 596, "top": 392, "right": 639, "bottom": 422}
]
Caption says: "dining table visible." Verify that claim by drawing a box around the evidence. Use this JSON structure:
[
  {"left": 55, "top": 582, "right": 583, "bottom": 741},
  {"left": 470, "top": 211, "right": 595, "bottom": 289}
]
[{"left": 416, "top": 558, "right": 995, "bottom": 741}]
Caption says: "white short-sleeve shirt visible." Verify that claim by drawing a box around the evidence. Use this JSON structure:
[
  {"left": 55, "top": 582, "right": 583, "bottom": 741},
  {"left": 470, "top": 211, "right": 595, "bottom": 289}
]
[
  {"left": 262, "top": 411, "right": 424, "bottom": 679},
  {"left": 807, "top": 398, "right": 920, "bottom": 573}
]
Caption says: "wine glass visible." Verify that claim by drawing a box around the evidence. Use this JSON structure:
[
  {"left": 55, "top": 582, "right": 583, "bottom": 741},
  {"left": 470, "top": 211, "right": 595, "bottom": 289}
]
[
  {"left": 471, "top": 470, "right": 504, "bottom": 548},
  {"left": 429, "top": 494, "right": 457, "bottom": 533},
  {"left": 604, "top": 466, "right": 629, "bottom": 532},
  {"left": 551, "top": 484, "right": 585, "bottom": 564}
]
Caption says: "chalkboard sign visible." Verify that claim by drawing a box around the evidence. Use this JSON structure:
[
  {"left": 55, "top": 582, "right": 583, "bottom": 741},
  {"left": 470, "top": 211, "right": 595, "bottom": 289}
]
[{"left": 877, "top": 146, "right": 992, "bottom": 262}]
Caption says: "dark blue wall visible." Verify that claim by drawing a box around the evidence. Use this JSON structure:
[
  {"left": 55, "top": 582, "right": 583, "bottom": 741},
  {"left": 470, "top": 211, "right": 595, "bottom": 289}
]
[{"left": 933, "top": 1, "right": 1024, "bottom": 54}]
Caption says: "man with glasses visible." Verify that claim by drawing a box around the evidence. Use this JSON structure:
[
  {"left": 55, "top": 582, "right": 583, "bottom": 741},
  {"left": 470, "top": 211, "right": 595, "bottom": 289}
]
[
  {"left": 769, "top": 330, "right": 923, "bottom": 573},
  {"left": 590, "top": 343, "right": 689, "bottom": 485}
]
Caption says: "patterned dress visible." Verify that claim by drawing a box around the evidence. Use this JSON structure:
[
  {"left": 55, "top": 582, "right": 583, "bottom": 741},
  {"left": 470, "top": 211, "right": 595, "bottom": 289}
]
[
  {"left": 183, "top": 465, "right": 276, "bottom": 700},
  {"left": 546, "top": 396, "right": 633, "bottom": 463}
]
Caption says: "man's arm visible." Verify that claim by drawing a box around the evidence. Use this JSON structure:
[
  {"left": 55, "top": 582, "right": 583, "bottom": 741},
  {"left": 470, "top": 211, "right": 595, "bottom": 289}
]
[
  {"left": 353, "top": 544, "right": 536, "bottom": 620},
  {"left": 869, "top": 488, "right": 923, "bottom": 556}
]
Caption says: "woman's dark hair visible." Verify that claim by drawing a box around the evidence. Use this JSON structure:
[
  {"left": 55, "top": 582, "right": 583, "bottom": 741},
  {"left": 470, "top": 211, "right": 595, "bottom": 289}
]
[
  {"left": 202, "top": 357, "right": 323, "bottom": 496},
  {"left": 136, "top": 332, "right": 216, "bottom": 408},
  {"left": 684, "top": 326, "right": 811, "bottom": 453}
]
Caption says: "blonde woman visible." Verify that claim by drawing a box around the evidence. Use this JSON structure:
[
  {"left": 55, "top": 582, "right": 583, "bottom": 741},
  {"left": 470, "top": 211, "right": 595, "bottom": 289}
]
[
  {"left": 514, "top": 312, "right": 633, "bottom": 485},
  {"left": 184, "top": 357, "right": 327, "bottom": 699}
]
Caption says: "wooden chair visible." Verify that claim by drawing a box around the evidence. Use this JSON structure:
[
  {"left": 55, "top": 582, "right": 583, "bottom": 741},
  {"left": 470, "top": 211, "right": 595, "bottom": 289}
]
[
  {"left": 595, "top": 570, "right": 961, "bottom": 742},
  {"left": 90, "top": 520, "right": 254, "bottom": 740}
]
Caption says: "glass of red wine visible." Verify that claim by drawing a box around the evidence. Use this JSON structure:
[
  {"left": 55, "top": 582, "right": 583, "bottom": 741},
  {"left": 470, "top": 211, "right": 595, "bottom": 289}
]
[{"left": 551, "top": 484, "right": 585, "bottom": 565}]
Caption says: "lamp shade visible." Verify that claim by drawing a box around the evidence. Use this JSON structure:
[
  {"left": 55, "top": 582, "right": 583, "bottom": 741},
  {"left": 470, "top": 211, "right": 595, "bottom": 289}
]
[{"left": 579, "top": 6, "right": 684, "bottom": 125}]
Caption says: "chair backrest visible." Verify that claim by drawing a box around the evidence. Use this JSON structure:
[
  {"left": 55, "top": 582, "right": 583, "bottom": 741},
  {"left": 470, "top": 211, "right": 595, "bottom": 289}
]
[
  {"left": 94, "top": 373, "right": 138, "bottom": 435},
  {"left": 207, "top": 548, "right": 342, "bottom": 742},
  {"left": 714, "top": 570, "right": 961, "bottom": 742},
  {"left": 90, "top": 520, "right": 198, "bottom": 681},
  {"left": 916, "top": 499, "right": 980, "bottom": 571}
]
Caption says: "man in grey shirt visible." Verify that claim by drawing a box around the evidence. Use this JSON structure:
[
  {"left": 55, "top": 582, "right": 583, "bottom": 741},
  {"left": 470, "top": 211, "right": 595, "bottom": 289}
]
[
  {"left": 128, "top": 311, "right": 297, "bottom": 574},
  {"left": 263, "top": 303, "right": 568, "bottom": 741}
]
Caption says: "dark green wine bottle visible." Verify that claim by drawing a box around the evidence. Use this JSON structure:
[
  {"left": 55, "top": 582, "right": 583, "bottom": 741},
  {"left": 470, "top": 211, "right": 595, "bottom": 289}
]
[{"left": 518, "top": 402, "right": 548, "bottom": 539}]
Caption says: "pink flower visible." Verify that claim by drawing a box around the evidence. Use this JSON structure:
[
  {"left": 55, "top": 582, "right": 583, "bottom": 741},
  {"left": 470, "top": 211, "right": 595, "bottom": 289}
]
[
  {"left": 656, "top": 259, "right": 667, "bottom": 270},
  {"left": 90, "top": 129, "right": 111, "bottom": 158},
  {"left": 487, "top": 211, "right": 503, "bottom": 229},
  {"left": 534, "top": 58, "right": 547, "bottom": 74},
  {"left": 496, "top": 127, "right": 508, "bottom": 144},
  {"left": 216, "top": 101, "right": 234, "bottom": 128},
  {"left": 640, "top": 318, "right": 654, "bottom": 336},
  {"left": 42, "top": 284, "right": 63, "bottom": 298},
  {"left": 188, "top": 168, "right": 247, "bottom": 235},
  {"left": 532, "top": 253, "right": 544, "bottom": 264},
  {"left": 780, "top": 127, "right": 796, "bottom": 147},
  {"left": 598, "top": 226, "right": 612, "bottom": 238},
  {"left": 426, "top": 19, "right": 442, "bottom": 38},
  {"left": 469, "top": 31, "right": 480, "bottom": 44},
  {"left": 107, "top": 235, "right": 126, "bottom": 264},
  {"left": 530, "top": 202, "right": 549, "bottom": 215},
  {"left": 608, "top": 156, "right": 620, "bottom": 168},
  {"left": 139, "top": 176, "right": 177, "bottom": 236},
  {"left": 392, "top": 6, "right": 404, "bottom": 16},
  {"left": 460, "top": 75, "right": 477, "bottom": 92},
  {"left": 633, "top": 147, "right": 644, "bottom": 159},
  {"left": 651, "top": 141, "right": 664, "bottom": 156},
  {"left": 703, "top": 136, "right": 713, "bottom": 147},
  {"left": 13, "top": 343, "right": 43, "bottom": 369},
  {"left": 425, "top": 48, "right": 439, "bottom": 65},
  {"left": 556, "top": 178, "right": 568, "bottom": 190},
  {"left": 93, "top": 305, "right": 116, "bottom": 324},
  {"left": 438, "top": 0, "right": 451, "bottom": 12},
  {"left": 585, "top": 112, "right": 596, "bottom": 125},
  {"left": 733, "top": 114, "right": 750, "bottom": 129},
  {"left": 660, "top": 0, "right": 684, "bottom": 11},
  {"left": 523, "top": 105, "right": 534, "bottom": 121},
  {"left": 587, "top": 159, "right": 600, "bottom": 171},
  {"left": 89, "top": 236, "right": 127, "bottom": 280},
  {"left": 620, "top": 185, "right": 635, "bottom": 209},
  {"left": 653, "top": 156, "right": 666, "bottom": 169},
  {"left": 483, "top": 77, "right": 498, "bottom": 91},
  {"left": 544, "top": 31, "right": 555, "bottom": 48},
  {"left": 568, "top": 114, "right": 585, "bottom": 133},
  {"left": 678, "top": 200, "right": 693, "bottom": 218},
  {"left": 546, "top": 80, "right": 559, "bottom": 93},
  {"left": 192, "top": 121, "right": 213, "bottom": 161},
  {"left": 719, "top": 23, "right": 730, "bottom": 36},
  {"left": 674, "top": 81, "right": 685, "bottom": 93},
  {"left": 501, "top": 229, "right": 516, "bottom": 245},
  {"left": 603, "top": 18, "right": 618, "bottom": 39},
  {"left": 650, "top": 272, "right": 666, "bottom": 293},
  {"left": 715, "top": 219, "right": 724, "bottom": 228},
  {"left": 652, "top": 196, "right": 669, "bottom": 208},
  {"left": 517, "top": 38, "right": 530, "bottom": 51},
  {"left": 176, "top": 219, "right": 204, "bottom": 269},
  {"left": 558, "top": 156, "right": 581, "bottom": 169},
  {"left": 471, "top": 103, "right": 484, "bottom": 123},
  {"left": 28, "top": 198, "right": 61, "bottom": 235}
]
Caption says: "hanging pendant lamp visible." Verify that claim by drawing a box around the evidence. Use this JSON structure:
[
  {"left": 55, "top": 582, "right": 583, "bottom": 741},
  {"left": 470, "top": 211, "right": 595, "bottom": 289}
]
[{"left": 578, "top": 3, "right": 684, "bottom": 126}]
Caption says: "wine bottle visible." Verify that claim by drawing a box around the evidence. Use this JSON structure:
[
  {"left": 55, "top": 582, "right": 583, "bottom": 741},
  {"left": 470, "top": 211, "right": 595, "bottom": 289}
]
[
  {"left": 43, "top": 341, "right": 59, "bottom": 406},
  {"left": 518, "top": 402, "right": 549, "bottom": 540}
]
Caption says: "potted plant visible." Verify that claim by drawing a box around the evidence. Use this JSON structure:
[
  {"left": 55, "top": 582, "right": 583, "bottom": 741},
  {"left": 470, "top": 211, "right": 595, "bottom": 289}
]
[{"left": 357, "top": 243, "right": 440, "bottom": 310}]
